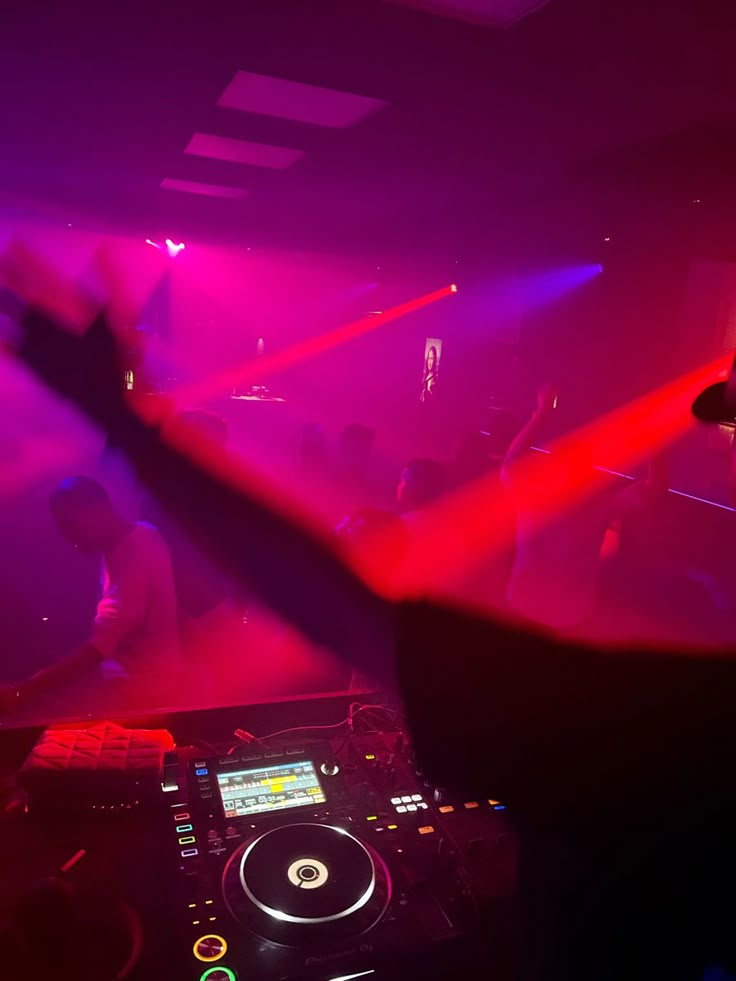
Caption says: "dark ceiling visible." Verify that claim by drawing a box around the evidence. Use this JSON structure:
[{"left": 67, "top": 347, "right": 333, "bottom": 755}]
[{"left": 3, "top": 0, "right": 736, "bottom": 261}]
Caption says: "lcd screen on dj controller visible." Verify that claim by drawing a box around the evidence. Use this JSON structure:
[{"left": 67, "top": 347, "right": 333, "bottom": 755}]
[{"left": 216, "top": 760, "right": 327, "bottom": 818}]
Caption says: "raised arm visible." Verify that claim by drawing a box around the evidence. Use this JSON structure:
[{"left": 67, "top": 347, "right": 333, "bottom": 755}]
[
  {"left": 110, "top": 411, "right": 397, "bottom": 686},
  {"left": 502, "top": 384, "right": 557, "bottom": 479},
  {"left": 11, "top": 297, "right": 397, "bottom": 689}
]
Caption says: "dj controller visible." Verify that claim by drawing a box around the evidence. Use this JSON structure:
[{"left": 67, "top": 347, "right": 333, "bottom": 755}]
[{"left": 0, "top": 696, "right": 519, "bottom": 981}]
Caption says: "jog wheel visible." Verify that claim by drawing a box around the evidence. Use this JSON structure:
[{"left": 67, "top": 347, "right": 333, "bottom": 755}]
[{"left": 222, "top": 823, "right": 391, "bottom": 947}]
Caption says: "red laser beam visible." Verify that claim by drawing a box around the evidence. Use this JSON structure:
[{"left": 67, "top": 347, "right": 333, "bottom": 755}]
[
  {"left": 174, "top": 284, "right": 457, "bottom": 405},
  {"left": 395, "top": 353, "right": 733, "bottom": 595}
]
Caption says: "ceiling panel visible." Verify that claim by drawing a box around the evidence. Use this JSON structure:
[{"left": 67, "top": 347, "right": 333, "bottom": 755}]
[{"left": 217, "top": 70, "right": 388, "bottom": 128}]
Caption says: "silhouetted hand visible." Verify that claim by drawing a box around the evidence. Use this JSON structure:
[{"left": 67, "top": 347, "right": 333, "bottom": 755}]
[
  {"left": 2, "top": 243, "right": 130, "bottom": 432},
  {"left": 19, "top": 306, "right": 128, "bottom": 433}
]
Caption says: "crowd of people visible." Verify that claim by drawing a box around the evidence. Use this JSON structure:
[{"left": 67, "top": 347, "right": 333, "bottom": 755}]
[{"left": 3, "top": 364, "right": 734, "bottom": 720}]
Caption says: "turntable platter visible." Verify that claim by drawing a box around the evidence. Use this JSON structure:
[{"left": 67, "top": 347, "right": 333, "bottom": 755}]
[{"left": 222, "top": 823, "right": 391, "bottom": 946}]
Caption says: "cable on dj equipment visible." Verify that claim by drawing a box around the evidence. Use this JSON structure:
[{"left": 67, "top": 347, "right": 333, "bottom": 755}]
[{"left": 225, "top": 702, "right": 401, "bottom": 757}]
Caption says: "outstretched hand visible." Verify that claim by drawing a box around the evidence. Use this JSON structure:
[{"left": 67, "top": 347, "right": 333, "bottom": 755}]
[
  {"left": 20, "top": 307, "right": 129, "bottom": 431},
  {"left": 2, "top": 243, "right": 132, "bottom": 432}
]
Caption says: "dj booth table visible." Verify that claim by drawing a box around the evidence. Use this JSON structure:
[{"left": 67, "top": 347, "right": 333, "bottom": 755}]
[{"left": 0, "top": 691, "right": 519, "bottom": 981}]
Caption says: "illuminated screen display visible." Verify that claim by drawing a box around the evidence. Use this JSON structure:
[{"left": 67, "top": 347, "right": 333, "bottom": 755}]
[{"left": 216, "top": 760, "right": 326, "bottom": 818}]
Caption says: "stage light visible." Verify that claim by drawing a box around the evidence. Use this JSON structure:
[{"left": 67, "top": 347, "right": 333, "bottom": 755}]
[
  {"left": 165, "top": 239, "right": 186, "bottom": 257},
  {"left": 450, "top": 283, "right": 458, "bottom": 293}
]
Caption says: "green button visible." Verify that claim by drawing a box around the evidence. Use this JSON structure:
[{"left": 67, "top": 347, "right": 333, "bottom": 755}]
[{"left": 200, "top": 968, "right": 236, "bottom": 981}]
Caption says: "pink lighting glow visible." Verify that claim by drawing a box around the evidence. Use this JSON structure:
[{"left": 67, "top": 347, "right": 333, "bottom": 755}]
[
  {"left": 145, "top": 239, "right": 161, "bottom": 249},
  {"left": 185, "top": 133, "right": 304, "bottom": 170},
  {"left": 217, "top": 70, "right": 387, "bottom": 128},
  {"left": 160, "top": 178, "right": 247, "bottom": 200}
]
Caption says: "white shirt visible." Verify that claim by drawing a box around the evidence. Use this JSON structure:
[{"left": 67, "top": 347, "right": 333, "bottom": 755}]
[{"left": 91, "top": 522, "right": 181, "bottom": 698}]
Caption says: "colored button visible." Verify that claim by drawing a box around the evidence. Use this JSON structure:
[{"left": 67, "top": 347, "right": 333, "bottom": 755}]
[
  {"left": 193, "top": 934, "right": 228, "bottom": 963},
  {"left": 365, "top": 754, "right": 376, "bottom": 760},
  {"left": 396, "top": 805, "right": 407, "bottom": 813},
  {"left": 200, "top": 967, "right": 237, "bottom": 981},
  {"left": 407, "top": 804, "right": 418, "bottom": 812},
  {"left": 390, "top": 797, "right": 402, "bottom": 805},
  {"left": 488, "top": 799, "right": 500, "bottom": 806},
  {"left": 176, "top": 823, "right": 194, "bottom": 833},
  {"left": 464, "top": 801, "right": 480, "bottom": 809},
  {"left": 173, "top": 811, "right": 190, "bottom": 821},
  {"left": 387, "top": 824, "right": 398, "bottom": 830},
  {"left": 179, "top": 835, "right": 196, "bottom": 845},
  {"left": 195, "top": 768, "right": 209, "bottom": 776},
  {"left": 418, "top": 826, "right": 435, "bottom": 835},
  {"left": 439, "top": 805, "right": 455, "bottom": 813},
  {"left": 493, "top": 804, "right": 507, "bottom": 811},
  {"left": 411, "top": 794, "right": 423, "bottom": 802},
  {"left": 181, "top": 848, "right": 199, "bottom": 858},
  {"left": 194, "top": 761, "right": 206, "bottom": 768},
  {"left": 366, "top": 815, "right": 377, "bottom": 821}
]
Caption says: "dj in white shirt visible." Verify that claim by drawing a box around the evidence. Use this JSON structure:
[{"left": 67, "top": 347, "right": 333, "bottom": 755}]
[{"left": 1, "top": 476, "right": 181, "bottom": 712}]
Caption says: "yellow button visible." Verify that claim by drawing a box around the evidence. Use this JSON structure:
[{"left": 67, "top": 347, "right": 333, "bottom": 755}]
[
  {"left": 488, "top": 799, "right": 500, "bottom": 806},
  {"left": 193, "top": 935, "right": 228, "bottom": 963}
]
